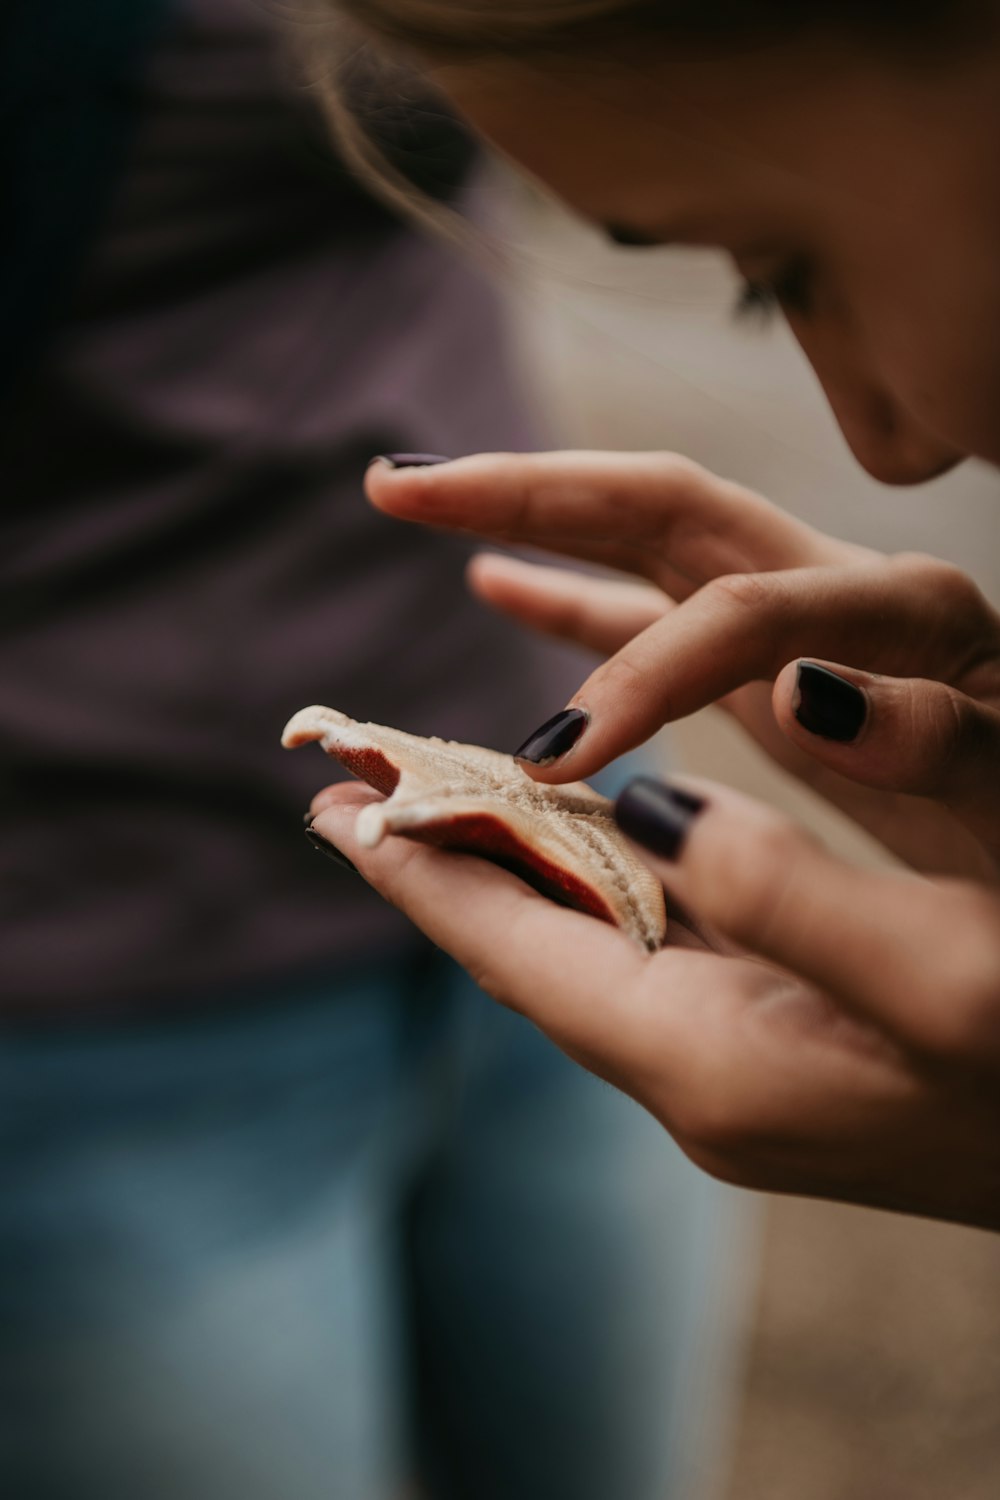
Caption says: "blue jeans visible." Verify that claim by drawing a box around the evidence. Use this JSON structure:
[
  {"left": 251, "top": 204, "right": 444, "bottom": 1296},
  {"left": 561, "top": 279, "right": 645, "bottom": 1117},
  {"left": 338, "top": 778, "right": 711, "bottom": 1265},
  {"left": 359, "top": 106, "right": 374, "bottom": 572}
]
[{"left": 0, "top": 951, "right": 744, "bottom": 1500}]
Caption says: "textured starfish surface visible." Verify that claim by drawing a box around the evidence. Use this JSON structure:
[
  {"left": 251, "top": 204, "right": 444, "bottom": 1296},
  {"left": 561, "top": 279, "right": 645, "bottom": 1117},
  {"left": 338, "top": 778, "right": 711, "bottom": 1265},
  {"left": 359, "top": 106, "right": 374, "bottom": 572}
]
[{"left": 283, "top": 705, "right": 666, "bottom": 950}]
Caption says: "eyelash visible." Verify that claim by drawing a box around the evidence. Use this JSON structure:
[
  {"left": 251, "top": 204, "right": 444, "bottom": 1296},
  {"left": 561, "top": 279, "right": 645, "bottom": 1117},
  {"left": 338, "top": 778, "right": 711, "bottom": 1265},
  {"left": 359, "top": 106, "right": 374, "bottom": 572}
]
[{"left": 734, "top": 257, "right": 814, "bottom": 323}]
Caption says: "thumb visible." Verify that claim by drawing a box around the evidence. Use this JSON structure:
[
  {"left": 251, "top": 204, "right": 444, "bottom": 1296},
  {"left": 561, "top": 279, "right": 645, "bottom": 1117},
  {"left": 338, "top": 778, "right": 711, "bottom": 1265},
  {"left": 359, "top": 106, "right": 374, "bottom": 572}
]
[
  {"left": 613, "top": 774, "right": 1000, "bottom": 1062},
  {"left": 774, "top": 659, "right": 1000, "bottom": 847}
]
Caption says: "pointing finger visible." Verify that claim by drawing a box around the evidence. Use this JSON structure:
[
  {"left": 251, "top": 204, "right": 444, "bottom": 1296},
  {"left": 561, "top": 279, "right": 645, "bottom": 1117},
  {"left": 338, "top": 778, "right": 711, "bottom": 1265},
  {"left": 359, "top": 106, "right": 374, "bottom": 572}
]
[{"left": 513, "top": 558, "right": 998, "bottom": 783}]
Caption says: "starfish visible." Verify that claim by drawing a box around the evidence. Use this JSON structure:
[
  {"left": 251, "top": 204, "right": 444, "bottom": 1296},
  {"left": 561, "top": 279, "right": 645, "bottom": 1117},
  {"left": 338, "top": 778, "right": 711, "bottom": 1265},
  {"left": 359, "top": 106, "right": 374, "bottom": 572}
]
[{"left": 282, "top": 705, "right": 666, "bottom": 950}]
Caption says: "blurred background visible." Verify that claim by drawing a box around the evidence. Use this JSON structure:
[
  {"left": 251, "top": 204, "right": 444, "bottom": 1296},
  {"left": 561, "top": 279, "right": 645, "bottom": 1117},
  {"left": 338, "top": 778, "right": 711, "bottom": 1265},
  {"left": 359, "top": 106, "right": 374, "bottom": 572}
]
[{"left": 500, "top": 181, "right": 1000, "bottom": 1500}]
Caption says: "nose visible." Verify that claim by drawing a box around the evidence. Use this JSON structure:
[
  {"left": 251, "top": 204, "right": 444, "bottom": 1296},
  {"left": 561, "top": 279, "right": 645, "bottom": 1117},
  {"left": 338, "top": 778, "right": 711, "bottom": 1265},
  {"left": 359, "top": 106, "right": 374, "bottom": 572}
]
[
  {"left": 789, "top": 318, "right": 963, "bottom": 485},
  {"left": 822, "top": 381, "right": 963, "bottom": 486}
]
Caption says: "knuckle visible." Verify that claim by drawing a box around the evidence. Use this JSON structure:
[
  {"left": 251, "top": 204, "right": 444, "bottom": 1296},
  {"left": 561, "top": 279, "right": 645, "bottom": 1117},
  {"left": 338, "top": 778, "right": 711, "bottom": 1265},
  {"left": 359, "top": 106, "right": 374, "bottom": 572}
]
[
  {"left": 653, "top": 451, "right": 707, "bottom": 490},
  {"left": 887, "top": 551, "right": 1000, "bottom": 694},
  {"left": 706, "top": 570, "right": 776, "bottom": 616},
  {"left": 594, "top": 648, "right": 657, "bottom": 714},
  {"left": 951, "top": 911, "right": 1000, "bottom": 1050},
  {"left": 705, "top": 818, "right": 806, "bottom": 951},
  {"left": 900, "top": 685, "right": 969, "bottom": 795},
  {"left": 503, "top": 452, "right": 539, "bottom": 529},
  {"left": 890, "top": 551, "right": 983, "bottom": 612},
  {"left": 609, "top": 453, "right": 706, "bottom": 538},
  {"left": 903, "top": 686, "right": 997, "bottom": 798},
  {"left": 934, "top": 972, "right": 1000, "bottom": 1060}
]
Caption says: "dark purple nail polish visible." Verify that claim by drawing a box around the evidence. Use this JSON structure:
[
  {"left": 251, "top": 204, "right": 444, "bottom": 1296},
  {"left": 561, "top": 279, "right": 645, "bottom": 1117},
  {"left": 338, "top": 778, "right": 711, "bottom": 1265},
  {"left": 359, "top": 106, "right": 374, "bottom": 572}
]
[
  {"left": 615, "top": 777, "right": 705, "bottom": 862},
  {"left": 794, "top": 662, "right": 867, "bottom": 743},
  {"left": 514, "top": 708, "right": 589, "bottom": 765},
  {"left": 371, "top": 453, "right": 451, "bottom": 469},
  {"left": 305, "top": 826, "right": 358, "bottom": 874}
]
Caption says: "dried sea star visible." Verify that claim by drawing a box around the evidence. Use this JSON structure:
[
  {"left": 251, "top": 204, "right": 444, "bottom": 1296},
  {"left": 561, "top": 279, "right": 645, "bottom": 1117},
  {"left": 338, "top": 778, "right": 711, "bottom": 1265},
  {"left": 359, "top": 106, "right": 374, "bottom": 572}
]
[{"left": 282, "top": 705, "right": 666, "bottom": 950}]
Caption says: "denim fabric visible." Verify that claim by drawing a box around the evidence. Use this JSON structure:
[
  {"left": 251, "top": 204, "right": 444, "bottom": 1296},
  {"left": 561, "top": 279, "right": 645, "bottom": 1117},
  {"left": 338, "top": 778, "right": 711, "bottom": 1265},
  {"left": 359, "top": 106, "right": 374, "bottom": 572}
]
[{"left": 0, "top": 947, "right": 743, "bottom": 1500}]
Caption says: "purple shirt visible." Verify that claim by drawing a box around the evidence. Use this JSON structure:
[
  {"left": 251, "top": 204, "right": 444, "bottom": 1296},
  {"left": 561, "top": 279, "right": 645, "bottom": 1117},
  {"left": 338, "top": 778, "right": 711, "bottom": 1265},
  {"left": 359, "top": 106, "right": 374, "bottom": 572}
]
[{"left": 0, "top": 0, "right": 579, "bottom": 1014}]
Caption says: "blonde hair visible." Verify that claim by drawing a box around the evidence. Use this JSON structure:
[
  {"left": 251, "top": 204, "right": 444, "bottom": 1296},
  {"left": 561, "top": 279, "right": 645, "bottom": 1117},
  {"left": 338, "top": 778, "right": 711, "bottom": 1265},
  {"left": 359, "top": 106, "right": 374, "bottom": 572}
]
[
  {"left": 294, "top": 4, "right": 478, "bottom": 245},
  {"left": 298, "top": 0, "right": 684, "bottom": 243},
  {"left": 298, "top": 0, "right": 961, "bottom": 234}
]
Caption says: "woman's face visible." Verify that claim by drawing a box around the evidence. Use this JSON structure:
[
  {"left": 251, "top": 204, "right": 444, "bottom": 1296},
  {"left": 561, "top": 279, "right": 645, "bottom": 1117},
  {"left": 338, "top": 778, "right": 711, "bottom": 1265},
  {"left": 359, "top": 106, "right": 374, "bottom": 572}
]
[{"left": 433, "top": 35, "right": 1000, "bottom": 481}]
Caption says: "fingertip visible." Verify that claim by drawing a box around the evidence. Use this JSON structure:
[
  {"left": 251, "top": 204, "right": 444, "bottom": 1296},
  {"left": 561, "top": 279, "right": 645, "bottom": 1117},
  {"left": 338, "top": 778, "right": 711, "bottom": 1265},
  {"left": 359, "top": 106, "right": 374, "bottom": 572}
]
[
  {"left": 465, "top": 549, "right": 506, "bottom": 591},
  {"left": 309, "top": 782, "right": 382, "bottom": 821},
  {"left": 615, "top": 776, "right": 708, "bottom": 863},
  {"left": 362, "top": 458, "right": 396, "bottom": 512},
  {"left": 368, "top": 453, "right": 452, "bottom": 471},
  {"left": 363, "top": 454, "right": 453, "bottom": 515},
  {"left": 304, "top": 825, "right": 360, "bottom": 873},
  {"left": 771, "top": 658, "right": 801, "bottom": 719},
  {"left": 467, "top": 548, "right": 516, "bottom": 575},
  {"left": 512, "top": 706, "right": 590, "bottom": 771},
  {"left": 514, "top": 757, "right": 577, "bottom": 786},
  {"left": 466, "top": 551, "right": 536, "bottom": 611},
  {"left": 781, "top": 660, "right": 870, "bottom": 745}
]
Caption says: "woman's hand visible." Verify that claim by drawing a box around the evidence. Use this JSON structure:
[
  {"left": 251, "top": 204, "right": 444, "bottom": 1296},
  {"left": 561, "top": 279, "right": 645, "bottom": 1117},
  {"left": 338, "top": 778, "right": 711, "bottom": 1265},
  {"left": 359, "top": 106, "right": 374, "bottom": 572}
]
[
  {"left": 309, "top": 775, "right": 1000, "bottom": 1232},
  {"left": 366, "top": 452, "right": 1000, "bottom": 879}
]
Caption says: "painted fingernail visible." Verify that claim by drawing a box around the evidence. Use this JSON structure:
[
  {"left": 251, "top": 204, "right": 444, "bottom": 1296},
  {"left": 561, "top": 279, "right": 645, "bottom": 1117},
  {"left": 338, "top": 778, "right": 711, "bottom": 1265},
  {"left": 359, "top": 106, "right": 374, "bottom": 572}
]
[
  {"left": 303, "top": 809, "right": 318, "bottom": 826},
  {"left": 370, "top": 453, "right": 451, "bottom": 469},
  {"left": 513, "top": 707, "right": 589, "bottom": 765},
  {"left": 794, "top": 662, "right": 867, "bottom": 743},
  {"left": 305, "top": 826, "right": 358, "bottom": 874},
  {"left": 615, "top": 777, "right": 706, "bottom": 862}
]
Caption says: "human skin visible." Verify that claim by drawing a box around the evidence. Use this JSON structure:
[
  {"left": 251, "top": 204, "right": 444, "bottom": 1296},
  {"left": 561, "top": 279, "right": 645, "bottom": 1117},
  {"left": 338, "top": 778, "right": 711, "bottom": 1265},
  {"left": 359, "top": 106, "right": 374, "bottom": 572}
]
[
  {"left": 433, "top": 33, "right": 1000, "bottom": 477},
  {"left": 309, "top": 23, "right": 1000, "bottom": 1227}
]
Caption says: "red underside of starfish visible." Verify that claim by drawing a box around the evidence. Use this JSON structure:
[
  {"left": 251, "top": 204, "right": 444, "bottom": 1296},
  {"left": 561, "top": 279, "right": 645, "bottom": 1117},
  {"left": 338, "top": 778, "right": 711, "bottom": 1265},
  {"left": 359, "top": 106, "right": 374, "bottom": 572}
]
[{"left": 283, "top": 705, "right": 667, "bottom": 950}]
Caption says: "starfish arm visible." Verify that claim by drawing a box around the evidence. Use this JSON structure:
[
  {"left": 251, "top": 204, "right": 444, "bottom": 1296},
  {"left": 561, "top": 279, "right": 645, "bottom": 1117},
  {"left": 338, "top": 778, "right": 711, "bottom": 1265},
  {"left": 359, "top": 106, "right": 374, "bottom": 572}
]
[{"left": 284, "top": 705, "right": 666, "bottom": 948}]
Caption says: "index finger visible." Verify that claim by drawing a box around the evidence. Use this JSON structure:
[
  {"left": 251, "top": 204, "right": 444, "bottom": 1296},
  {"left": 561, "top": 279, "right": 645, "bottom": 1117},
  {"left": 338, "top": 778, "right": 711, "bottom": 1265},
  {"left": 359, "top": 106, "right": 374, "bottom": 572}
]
[{"left": 516, "top": 558, "right": 988, "bottom": 784}]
